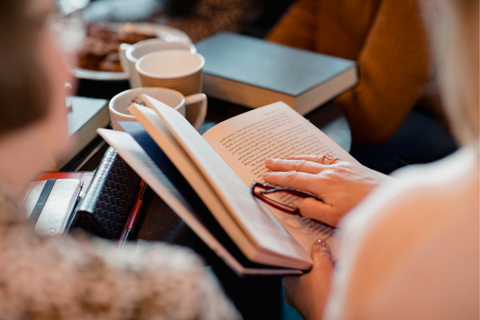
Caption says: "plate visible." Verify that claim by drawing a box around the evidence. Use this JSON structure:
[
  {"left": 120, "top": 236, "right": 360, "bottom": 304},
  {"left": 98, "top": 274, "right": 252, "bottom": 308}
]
[{"left": 73, "top": 23, "right": 194, "bottom": 81}]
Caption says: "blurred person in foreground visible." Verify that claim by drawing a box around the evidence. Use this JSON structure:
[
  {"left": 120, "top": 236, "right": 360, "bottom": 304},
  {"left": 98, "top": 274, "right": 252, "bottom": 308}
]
[
  {"left": 264, "top": 0, "right": 479, "bottom": 318},
  {"left": 267, "top": 0, "right": 458, "bottom": 173},
  {"left": 0, "top": 0, "right": 240, "bottom": 318}
]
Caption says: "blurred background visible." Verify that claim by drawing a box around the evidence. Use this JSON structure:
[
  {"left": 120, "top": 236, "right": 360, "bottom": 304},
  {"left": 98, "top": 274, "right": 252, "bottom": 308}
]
[{"left": 83, "top": 0, "right": 293, "bottom": 40}]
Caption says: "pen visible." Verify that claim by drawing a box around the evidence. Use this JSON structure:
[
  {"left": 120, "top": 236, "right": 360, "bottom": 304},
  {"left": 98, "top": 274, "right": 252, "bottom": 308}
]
[{"left": 119, "top": 180, "right": 147, "bottom": 247}]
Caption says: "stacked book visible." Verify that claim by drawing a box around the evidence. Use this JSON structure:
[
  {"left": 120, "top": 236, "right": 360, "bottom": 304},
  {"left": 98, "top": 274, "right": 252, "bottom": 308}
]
[{"left": 196, "top": 32, "right": 358, "bottom": 115}]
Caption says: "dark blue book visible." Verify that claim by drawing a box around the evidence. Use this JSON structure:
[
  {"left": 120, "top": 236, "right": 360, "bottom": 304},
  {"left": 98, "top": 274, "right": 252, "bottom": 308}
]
[{"left": 196, "top": 32, "right": 358, "bottom": 115}]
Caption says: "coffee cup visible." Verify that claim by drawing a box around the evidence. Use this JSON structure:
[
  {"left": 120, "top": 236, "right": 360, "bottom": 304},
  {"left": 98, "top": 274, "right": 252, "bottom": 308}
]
[
  {"left": 135, "top": 50, "right": 205, "bottom": 96},
  {"left": 118, "top": 39, "right": 196, "bottom": 89},
  {"left": 136, "top": 50, "right": 206, "bottom": 126},
  {"left": 109, "top": 87, "right": 207, "bottom": 131}
]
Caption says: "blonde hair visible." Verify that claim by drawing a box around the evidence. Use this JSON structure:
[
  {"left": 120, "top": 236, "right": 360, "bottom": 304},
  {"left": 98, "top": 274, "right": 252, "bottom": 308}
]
[{"left": 421, "top": 0, "right": 479, "bottom": 145}]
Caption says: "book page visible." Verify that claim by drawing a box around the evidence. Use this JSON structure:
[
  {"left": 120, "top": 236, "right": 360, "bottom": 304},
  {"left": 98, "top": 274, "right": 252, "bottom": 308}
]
[
  {"left": 139, "top": 95, "right": 312, "bottom": 269},
  {"left": 203, "top": 102, "right": 357, "bottom": 253}
]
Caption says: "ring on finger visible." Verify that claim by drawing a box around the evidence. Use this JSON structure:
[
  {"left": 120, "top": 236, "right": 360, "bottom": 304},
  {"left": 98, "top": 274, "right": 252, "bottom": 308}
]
[{"left": 322, "top": 154, "right": 339, "bottom": 165}]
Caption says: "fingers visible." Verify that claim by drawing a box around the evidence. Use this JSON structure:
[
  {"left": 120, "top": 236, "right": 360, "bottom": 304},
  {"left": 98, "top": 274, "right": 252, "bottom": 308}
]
[
  {"left": 264, "top": 155, "right": 340, "bottom": 176},
  {"left": 293, "top": 198, "right": 339, "bottom": 227},
  {"left": 288, "top": 154, "right": 340, "bottom": 165},
  {"left": 265, "top": 158, "right": 324, "bottom": 174},
  {"left": 287, "top": 155, "right": 324, "bottom": 162},
  {"left": 311, "top": 239, "right": 333, "bottom": 275},
  {"left": 263, "top": 170, "right": 325, "bottom": 195},
  {"left": 281, "top": 239, "right": 334, "bottom": 320},
  {"left": 282, "top": 275, "right": 299, "bottom": 307}
]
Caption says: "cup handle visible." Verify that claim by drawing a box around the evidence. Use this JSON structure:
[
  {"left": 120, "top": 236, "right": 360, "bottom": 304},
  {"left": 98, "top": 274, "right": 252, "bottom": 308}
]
[
  {"left": 185, "top": 93, "right": 207, "bottom": 130},
  {"left": 118, "top": 43, "right": 131, "bottom": 77}
]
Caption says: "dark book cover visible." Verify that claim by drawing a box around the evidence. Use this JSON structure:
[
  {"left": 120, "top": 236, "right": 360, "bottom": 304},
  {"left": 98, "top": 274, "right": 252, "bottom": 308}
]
[
  {"left": 70, "top": 147, "right": 141, "bottom": 239},
  {"left": 196, "top": 31, "right": 357, "bottom": 96}
]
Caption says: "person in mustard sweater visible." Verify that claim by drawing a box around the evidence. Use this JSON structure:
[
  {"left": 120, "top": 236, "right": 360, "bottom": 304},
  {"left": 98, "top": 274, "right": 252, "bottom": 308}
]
[{"left": 267, "top": 0, "right": 457, "bottom": 173}]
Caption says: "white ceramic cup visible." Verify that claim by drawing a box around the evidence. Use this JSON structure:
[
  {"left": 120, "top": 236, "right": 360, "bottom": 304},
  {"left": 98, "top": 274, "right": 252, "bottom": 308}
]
[
  {"left": 118, "top": 39, "right": 196, "bottom": 88},
  {"left": 135, "top": 50, "right": 205, "bottom": 95},
  {"left": 109, "top": 87, "right": 207, "bottom": 131}
]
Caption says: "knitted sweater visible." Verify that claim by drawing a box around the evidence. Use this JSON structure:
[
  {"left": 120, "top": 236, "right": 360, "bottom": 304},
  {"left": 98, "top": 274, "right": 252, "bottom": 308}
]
[
  {"left": 0, "top": 187, "right": 240, "bottom": 320},
  {"left": 267, "top": 0, "right": 436, "bottom": 145}
]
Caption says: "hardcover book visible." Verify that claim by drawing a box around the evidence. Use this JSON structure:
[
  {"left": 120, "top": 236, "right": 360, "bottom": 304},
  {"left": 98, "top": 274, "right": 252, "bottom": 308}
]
[
  {"left": 195, "top": 32, "right": 358, "bottom": 115},
  {"left": 98, "top": 95, "right": 358, "bottom": 275}
]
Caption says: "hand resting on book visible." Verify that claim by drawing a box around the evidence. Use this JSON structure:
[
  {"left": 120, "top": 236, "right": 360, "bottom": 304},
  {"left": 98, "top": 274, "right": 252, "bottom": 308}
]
[{"left": 263, "top": 155, "right": 393, "bottom": 226}]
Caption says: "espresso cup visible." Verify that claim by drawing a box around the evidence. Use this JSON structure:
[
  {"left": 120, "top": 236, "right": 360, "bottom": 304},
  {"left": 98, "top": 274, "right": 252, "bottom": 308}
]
[
  {"left": 118, "top": 39, "right": 196, "bottom": 89},
  {"left": 109, "top": 87, "right": 207, "bottom": 131}
]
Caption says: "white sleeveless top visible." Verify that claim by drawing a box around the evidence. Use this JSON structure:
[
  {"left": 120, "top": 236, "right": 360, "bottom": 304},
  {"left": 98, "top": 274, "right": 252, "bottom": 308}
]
[{"left": 325, "top": 145, "right": 479, "bottom": 319}]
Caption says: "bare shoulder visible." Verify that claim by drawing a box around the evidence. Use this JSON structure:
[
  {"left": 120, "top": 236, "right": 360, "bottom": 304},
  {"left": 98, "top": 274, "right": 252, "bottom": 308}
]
[{"left": 327, "top": 148, "right": 479, "bottom": 319}]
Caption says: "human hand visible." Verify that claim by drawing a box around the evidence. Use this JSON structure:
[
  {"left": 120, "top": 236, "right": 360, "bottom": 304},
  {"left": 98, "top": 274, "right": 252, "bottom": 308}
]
[
  {"left": 283, "top": 239, "right": 333, "bottom": 320},
  {"left": 263, "top": 155, "right": 391, "bottom": 226}
]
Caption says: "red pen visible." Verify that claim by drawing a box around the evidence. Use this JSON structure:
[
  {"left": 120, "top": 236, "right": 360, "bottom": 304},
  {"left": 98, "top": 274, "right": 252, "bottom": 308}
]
[{"left": 119, "top": 180, "right": 147, "bottom": 247}]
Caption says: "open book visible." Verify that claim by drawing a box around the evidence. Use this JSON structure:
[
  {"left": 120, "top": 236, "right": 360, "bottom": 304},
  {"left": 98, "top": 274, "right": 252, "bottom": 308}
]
[{"left": 98, "top": 96, "right": 357, "bottom": 275}]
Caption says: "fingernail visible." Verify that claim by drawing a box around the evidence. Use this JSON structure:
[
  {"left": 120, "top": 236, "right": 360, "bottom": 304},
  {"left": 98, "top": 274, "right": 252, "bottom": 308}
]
[
  {"left": 263, "top": 172, "right": 270, "bottom": 178},
  {"left": 313, "top": 239, "right": 328, "bottom": 249},
  {"left": 265, "top": 158, "right": 273, "bottom": 164},
  {"left": 292, "top": 199, "right": 301, "bottom": 208},
  {"left": 312, "top": 239, "right": 331, "bottom": 256}
]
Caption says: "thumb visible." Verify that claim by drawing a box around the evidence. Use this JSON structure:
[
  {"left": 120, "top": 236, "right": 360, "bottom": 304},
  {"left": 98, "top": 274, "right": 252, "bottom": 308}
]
[
  {"left": 311, "top": 239, "right": 334, "bottom": 275},
  {"left": 294, "top": 198, "right": 338, "bottom": 226}
]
